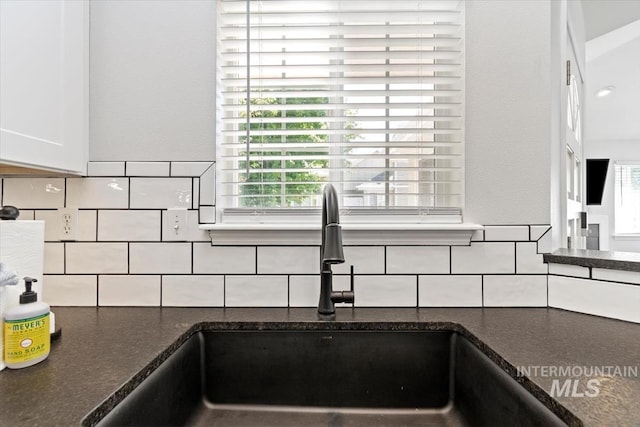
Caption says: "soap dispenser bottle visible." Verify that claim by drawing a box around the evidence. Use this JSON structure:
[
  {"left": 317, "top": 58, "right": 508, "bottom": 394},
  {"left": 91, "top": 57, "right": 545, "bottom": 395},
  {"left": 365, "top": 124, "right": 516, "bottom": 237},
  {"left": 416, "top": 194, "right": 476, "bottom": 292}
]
[{"left": 3, "top": 277, "right": 51, "bottom": 369}]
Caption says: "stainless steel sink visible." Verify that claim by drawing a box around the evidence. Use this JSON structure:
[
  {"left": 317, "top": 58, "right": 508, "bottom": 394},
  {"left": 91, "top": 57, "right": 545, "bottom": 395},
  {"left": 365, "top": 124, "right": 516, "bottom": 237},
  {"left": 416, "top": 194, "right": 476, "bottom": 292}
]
[{"left": 86, "top": 324, "right": 573, "bottom": 426}]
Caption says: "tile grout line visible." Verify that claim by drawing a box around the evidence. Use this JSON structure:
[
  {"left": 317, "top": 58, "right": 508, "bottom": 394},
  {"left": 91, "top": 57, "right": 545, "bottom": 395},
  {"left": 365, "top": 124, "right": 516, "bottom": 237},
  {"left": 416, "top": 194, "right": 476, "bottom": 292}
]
[
  {"left": 63, "top": 177, "right": 68, "bottom": 208},
  {"left": 255, "top": 246, "right": 258, "bottom": 275}
]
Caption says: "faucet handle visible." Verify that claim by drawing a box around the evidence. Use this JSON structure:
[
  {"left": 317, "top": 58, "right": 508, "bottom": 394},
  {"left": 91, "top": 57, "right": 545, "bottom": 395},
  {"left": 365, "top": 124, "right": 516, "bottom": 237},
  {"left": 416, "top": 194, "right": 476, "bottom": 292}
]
[{"left": 330, "top": 265, "right": 355, "bottom": 306}]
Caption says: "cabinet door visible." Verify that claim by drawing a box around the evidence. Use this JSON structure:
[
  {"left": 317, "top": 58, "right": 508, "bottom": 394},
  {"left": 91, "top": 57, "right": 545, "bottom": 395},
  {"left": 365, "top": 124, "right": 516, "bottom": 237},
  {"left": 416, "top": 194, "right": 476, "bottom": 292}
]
[{"left": 0, "top": 0, "right": 89, "bottom": 175}]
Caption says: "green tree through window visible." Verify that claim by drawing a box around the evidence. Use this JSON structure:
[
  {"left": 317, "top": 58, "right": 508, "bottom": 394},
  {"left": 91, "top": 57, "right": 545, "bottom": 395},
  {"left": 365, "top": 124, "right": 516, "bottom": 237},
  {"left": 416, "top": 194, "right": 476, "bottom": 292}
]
[{"left": 239, "top": 96, "right": 330, "bottom": 208}]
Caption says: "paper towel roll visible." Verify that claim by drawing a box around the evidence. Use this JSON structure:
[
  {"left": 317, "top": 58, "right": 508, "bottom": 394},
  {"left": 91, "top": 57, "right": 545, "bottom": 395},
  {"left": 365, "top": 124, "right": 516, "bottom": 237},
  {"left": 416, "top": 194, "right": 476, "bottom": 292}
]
[{"left": 0, "top": 220, "right": 45, "bottom": 308}]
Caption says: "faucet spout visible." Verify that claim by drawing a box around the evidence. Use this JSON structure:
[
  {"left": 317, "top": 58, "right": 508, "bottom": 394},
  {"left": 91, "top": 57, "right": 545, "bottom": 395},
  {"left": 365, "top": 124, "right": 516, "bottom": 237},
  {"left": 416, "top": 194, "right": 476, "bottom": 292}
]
[{"left": 318, "top": 184, "right": 352, "bottom": 317}]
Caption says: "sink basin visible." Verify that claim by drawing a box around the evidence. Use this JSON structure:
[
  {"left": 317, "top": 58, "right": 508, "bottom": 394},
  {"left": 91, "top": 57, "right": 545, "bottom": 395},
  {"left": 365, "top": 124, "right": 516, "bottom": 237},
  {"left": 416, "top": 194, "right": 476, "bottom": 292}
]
[{"left": 86, "top": 324, "right": 572, "bottom": 426}]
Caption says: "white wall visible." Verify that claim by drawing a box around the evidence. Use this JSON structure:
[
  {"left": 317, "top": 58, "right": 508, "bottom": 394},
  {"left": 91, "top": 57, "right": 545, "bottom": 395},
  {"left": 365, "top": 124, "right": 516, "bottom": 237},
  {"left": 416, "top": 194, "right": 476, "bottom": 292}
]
[
  {"left": 89, "top": 0, "right": 216, "bottom": 161},
  {"left": 585, "top": 27, "right": 640, "bottom": 141},
  {"left": 464, "top": 1, "right": 552, "bottom": 225}
]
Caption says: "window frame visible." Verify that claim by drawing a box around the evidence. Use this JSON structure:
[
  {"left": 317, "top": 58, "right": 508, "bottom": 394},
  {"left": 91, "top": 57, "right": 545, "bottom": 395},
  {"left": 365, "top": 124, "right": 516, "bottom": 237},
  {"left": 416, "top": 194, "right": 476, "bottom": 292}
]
[{"left": 215, "top": 0, "right": 466, "bottom": 228}]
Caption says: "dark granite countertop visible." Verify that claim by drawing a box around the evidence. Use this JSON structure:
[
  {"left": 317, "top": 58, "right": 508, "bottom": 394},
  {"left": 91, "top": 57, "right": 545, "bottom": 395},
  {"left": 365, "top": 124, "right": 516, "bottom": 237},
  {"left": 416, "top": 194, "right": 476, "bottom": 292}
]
[
  {"left": 1, "top": 307, "right": 639, "bottom": 427},
  {"left": 544, "top": 248, "right": 640, "bottom": 272}
]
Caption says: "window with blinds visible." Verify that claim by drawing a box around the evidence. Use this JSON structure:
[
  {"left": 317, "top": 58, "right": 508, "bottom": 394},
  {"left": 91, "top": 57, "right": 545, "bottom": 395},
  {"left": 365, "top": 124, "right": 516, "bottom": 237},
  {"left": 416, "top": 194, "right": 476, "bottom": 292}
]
[
  {"left": 614, "top": 163, "right": 640, "bottom": 234},
  {"left": 217, "top": 0, "right": 464, "bottom": 222}
]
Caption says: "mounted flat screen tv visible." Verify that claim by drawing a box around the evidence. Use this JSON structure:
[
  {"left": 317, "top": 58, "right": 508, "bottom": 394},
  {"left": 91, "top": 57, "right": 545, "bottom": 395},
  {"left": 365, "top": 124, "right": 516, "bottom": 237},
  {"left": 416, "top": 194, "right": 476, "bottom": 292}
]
[{"left": 586, "top": 159, "right": 609, "bottom": 205}]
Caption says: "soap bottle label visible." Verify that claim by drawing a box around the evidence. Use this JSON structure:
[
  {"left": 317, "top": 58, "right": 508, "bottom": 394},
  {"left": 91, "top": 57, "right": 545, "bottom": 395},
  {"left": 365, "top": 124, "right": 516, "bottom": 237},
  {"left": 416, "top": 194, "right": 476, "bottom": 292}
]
[{"left": 4, "top": 313, "right": 50, "bottom": 364}]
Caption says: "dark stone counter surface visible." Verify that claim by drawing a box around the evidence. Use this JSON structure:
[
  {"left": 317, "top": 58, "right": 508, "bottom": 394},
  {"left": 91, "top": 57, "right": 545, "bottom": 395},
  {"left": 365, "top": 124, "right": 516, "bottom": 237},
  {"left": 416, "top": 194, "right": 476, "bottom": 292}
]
[
  {"left": 1, "top": 307, "right": 639, "bottom": 426},
  {"left": 544, "top": 248, "right": 640, "bottom": 272}
]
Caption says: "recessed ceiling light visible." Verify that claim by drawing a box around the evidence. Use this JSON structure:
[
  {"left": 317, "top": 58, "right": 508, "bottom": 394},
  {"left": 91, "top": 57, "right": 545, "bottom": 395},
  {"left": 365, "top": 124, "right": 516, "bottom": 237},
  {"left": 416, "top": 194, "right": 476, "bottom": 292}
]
[{"left": 595, "top": 85, "right": 616, "bottom": 97}]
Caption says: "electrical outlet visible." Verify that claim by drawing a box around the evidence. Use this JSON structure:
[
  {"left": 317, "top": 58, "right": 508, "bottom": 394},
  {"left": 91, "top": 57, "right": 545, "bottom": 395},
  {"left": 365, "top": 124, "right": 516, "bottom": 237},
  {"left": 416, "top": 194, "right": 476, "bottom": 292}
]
[
  {"left": 59, "top": 207, "right": 78, "bottom": 241},
  {"left": 165, "top": 208, "right": 188, "bottom": 241}
]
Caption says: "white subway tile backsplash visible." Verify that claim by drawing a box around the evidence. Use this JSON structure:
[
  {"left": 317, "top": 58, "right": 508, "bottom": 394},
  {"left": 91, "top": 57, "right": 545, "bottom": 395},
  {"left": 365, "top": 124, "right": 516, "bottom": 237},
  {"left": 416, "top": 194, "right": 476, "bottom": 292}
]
[
  {"left": 199, "top": 163, "right": 215, "bottom": 206},
  {"left": 199, "top": 206, "right": 215, "bottom": 223},
  {"left": 516, "top": 242, "right": 548, "bottom": 274},
  {"left": 470, "top": 229, "right": 484, "bottom": 242},
  {"left": 257, "top": 246, "right": 319, "bottom": 274},
  {"left": 12, "top": 165, "right": 615, "bottom": 313},
  {"left": 193, "top": 244, "right": 256, "bottom": 274},
  {"left": 418, "top": 275, "right": 482, "bottom": 307},
  {"left": 171, "top": 161, "right": 213, "bottom": 177},
  {"left": 225, "top": 275, "right": 288, "bottom": 307},
  {"left": 186, "top": 210, "right": 211, "bottom": 241},
  {"left": 66, "top": 243, "right": 128, "bottom": 274},
  {"left": 77, "top": 210, "right": 98, "bottom": 241},
  {"left": 192, "top": 178, "right": 200, "bottom": 210},
  {"left": 126, "top": 162, "right": 170, "bottom": 177},
  {"left": 386, "top": 246, "right": 450, "bottom": 274},
  {"left": 483, "top": 275, "right": 547, "bottom": 307},
  {"left": 2, "top": 178, "right": 64, "bottom": 209},
  {"left": 530, "top": 225, "right": 551, "bottom": 242},
  {"left": 332, "top": 275, "right": 352, "bottom": 292},
  {"left": 99, "top": 275, "right": 160, "bottom": 306},
  {"left": 44, "top": 243, "right": 65, "bottom": 274},
  {"left": 451, "top": 243, "right": 515, "bottom": 274},
  {"left": 67, "top": 178, "right": 129, "bottom": 209},
  {"left": 548, "top": 263, "right": 590, "bottom": 278},
  {"left": 34, "top": 210, "right": 60, "bottom": 241},
  {"left": 549, "top": 275, "right": 640, "bottom": 323},
  {"left": 162, "top": 275, "right": 224, "bottom": 307},
  {"left": 536, "top": 229, "right": 553, "bottom": 254},
  {"left": 591, "top": 268, "right": 640, "bottom": 285},
  {"left": 333, "top": 246, "right": 385, "bottom": 274},
  {"left": 289, "top": 275, "right": 320, "bottom": 307},
  {"left": 130, "top": 178, "right": 192, "bottom": 209},
  {"left": 484, "top": 226, "right": 529, "bottom": 241},
  {"left": 44, "top": 275, "right": 97, "bottom": 306},
  {"left": 17, "top": 209, "right": 35, "bottom": 220},
  {"left": 87, "top": 162, "right": 125, "bottom": 177},
  {"left": 354, "top": 275, "right": 416, "bottom": 307},
  {"left": 129, "top": 243, "right": 191, "bottom": 274},
  {"left": 99, "top": 210, "right": 160, "bottom": 241}
]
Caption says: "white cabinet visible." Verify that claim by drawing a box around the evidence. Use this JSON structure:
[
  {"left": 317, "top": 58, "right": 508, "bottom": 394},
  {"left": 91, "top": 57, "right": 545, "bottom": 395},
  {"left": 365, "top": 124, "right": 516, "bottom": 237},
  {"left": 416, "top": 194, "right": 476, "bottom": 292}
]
[{"left": 0, "top": 0, "right": 89, "bottom": 175}]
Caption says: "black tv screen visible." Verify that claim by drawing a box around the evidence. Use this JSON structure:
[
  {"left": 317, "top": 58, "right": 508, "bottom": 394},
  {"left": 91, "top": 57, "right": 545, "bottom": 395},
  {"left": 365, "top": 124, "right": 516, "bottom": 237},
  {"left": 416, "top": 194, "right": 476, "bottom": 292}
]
[{"left": 586, "top": 159, "right": 609, "bottom": 205}]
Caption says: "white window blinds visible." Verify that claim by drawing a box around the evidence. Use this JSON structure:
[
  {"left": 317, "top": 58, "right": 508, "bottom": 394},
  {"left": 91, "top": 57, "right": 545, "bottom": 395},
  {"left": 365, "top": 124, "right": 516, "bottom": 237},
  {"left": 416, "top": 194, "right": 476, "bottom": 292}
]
[
  {"left": 614, "top": 163, "right": 640, "bottom": 234},
  {"left": 218, "top": 0, "right": 464, "bottom": 221}
]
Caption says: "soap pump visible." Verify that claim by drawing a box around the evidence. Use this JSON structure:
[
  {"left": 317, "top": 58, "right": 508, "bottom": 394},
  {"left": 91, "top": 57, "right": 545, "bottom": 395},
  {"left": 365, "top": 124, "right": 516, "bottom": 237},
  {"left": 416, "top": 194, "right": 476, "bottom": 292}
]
[{"left": 3, "top": 277, "right": 51, "bottom": 369}]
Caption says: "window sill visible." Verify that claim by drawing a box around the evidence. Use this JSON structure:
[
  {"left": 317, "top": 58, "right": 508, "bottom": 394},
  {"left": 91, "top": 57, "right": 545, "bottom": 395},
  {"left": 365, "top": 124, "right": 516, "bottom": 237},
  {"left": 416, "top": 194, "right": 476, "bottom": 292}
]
[{"left": 199, "top": 223, "right": 483, "bottom": 246}]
